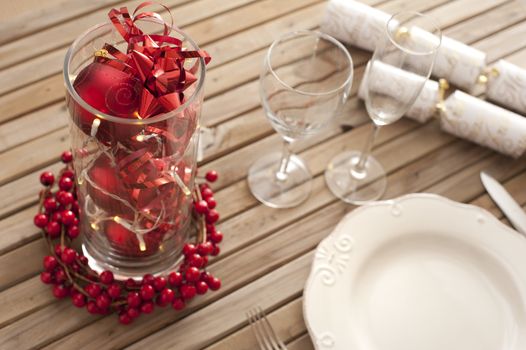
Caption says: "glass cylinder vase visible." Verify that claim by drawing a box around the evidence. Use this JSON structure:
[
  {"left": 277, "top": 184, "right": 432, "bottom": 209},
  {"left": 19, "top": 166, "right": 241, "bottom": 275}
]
[{"left": 63, "top": 22, "right": 206, "bottom": 279}]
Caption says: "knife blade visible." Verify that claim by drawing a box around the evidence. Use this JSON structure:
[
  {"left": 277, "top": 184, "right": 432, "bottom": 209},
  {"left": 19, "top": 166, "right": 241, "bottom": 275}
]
[{"left": 480, "top": 171, "right": 526, "bottom": 234}]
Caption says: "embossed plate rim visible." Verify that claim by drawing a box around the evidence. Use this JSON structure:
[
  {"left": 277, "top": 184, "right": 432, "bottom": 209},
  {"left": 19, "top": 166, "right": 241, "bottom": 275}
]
[{"left": 303, "top": 193, "right": 526, "bottom": 350}]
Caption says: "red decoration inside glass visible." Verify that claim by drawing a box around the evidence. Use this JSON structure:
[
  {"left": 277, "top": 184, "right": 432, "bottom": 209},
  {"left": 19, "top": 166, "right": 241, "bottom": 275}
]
[{"left": 64, "top": 3, "right": 210, "bottom": 278}]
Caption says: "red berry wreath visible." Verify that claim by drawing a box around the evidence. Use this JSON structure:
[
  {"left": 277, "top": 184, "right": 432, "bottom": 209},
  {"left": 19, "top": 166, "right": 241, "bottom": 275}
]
[{"left": 35, "top": 151, "right": 222, "bottom": 324}]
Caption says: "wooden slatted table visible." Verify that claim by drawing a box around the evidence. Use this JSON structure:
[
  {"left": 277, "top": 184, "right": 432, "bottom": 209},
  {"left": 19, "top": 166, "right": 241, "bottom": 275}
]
[{"left": 1, "top": 0, "right": 526, "bottom": 348}]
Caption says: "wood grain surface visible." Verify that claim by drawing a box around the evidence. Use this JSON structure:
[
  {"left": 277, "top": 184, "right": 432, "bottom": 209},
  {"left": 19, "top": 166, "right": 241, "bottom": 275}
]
[{"left": 1, "top": 0, "right": 525, "bottom": 349}]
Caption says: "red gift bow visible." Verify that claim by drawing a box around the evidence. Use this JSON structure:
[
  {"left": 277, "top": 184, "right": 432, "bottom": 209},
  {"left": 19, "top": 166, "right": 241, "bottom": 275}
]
[{"left": 100, "top": 1, "right": 211, "bottom": 118}]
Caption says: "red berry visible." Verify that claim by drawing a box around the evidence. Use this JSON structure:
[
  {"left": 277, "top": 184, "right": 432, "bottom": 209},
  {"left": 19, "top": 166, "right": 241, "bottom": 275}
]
[
  {"left": 71, "top": 262, "right": 80, "bottom": 272},
  {"left": 34, "top": 214, "right": 49, "bottom": 228},
  {"left": 45, "top": 221, "right": 61, "bottom": 238},
  {"left": 72, "top": 293, "right": 86, "bottom": 307},
  {"left": 62, "top": 169, "right": 75, "bottom": 179},
  {"left": 71, "top": 201, "right": 80, "bottom": 214},
  {"left": 202, "top": 255, "right": 209, "bottom": 266},
  {"left": 194, "top": 200, "right": 209, "bottom": 214},
  {"left": 54, "top": 244, "right": 65, "bottom": 255},
  {"left": 140, "top": 284, "right": 155, "bottom": 300},
  {"left": 141, "top": 301, "right": 154, "bottom": 314},
  {"left": 96, "top": 293, "right": 111, "bottom": 309},
  {"left": 54, "top": 267, "right": 67, "bottom": 283},
  {"left": 211, "top": 245, "right": 220, "bottom": 256},
  {"left": 119, "top": 312, "right": 132, "bottom": 325},
  {"left": 168, "top": 272, "right": 183, "bottom": 286},
  {"left": 43, "top": 255, "right": 58, "bottom": 271},
  {"left": 51, "top": 211, "right": 62, "bottom": 222},
  {"left": 61, "top": 247, "right": 77, "bottom": 265},
  {"left": 58, "top": 176, "right": 74, "bottom": 191},
  {"left": 61, "top": 210, "right": 76, "bottom": 226},
  {"left": 205, "top": 196, "right": 217, "bottom": 209},
  {"left": 210, "top": 231, "right": 223, "bottom": 244},
  {"left": 40, "top": 271, "right": 53, "bottom": 284},
  {"left": 78, "top": 255, "right": 88, "bottom": 265},
  {"left": 172, "top": 297, "right": 185, "bottom": 310},
  {"left": 199, "top": 183, "right": 209, "bottom": 191},
  {"left": 85, "top": 283, "right": 102, "bottom": 298},
  {"left": 200, "top": 271, "right": 212, "bottom": 283},
  {"left": 99, "top": 270, "right": 114, "bottom": 285},
  {"left": 107, "top": 283, "right": 121, "bottom": 299},
  {"left": 53, "top": 284, "right": 69, "bottom": 298},
  {"left": 196, "top": 281, "right": 209, "bottom": 295},
  {"left": 185, "top": 267, "right": 200, "bottom": 282},
  {"left": 201, "top": 188, "right": 214, "bottom": 199},
  {"left": 157, "top": 288, "right": 175, "bottom": 306},
  {"left": 208, "top": 277, "right": 221, "bottom": 291},
  {"left": 197, "top": 242, "right": 214, "bottom": 256},
  {"left": 43, "top": 197, "right": 58, "bottom": 212},
  {"left": 40, "top": 171, "right": 55, "bottom": 186},
  {"left": 180, "top": 284, "right": 196, "bottom": 300},
  {"left": 142, "top": 273, "right": 155, "bottom": 285},
  {"left": 125, "top": 278, "right": 137, "bottom": 289},
  {"left": 67, "top": 225, "right": 80, "bottom": 239},
  {"left": 86, "top": 301, "right": 100, "bottom": 314},
  {"left": 153, "top": 276, "right": 167, "bottom": 291},
  {"left": 206, "top": 224, "right": 216, "bottom": 234},
  {"left": 127, "top": 292, "right": 142, "bottom": 308},
  {"left": 56, "top": 191, "right": 74, "bottom": 206},
  {"left": 183, "top": 243, "right": 197, "bottom": 257},
  {"left": 205, "top": 170, "right": 218, "bottom": 182},
  {"left": 188, "top": 253, "right": 204, "bottom": 268},
  {"left": 205, "top": 209, "right": 219, "bottom": 224},
  {"left": 127, "top": 307, "right": 140, "bottom": 319},
  {"left": 61, "top": 151, "right": 73, "bottom": 163}
]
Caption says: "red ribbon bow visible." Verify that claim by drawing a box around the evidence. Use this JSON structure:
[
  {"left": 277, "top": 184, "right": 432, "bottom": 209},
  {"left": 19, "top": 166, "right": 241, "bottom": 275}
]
[{"left": 100, "top": 2, "right": 211, "bottom": 118}]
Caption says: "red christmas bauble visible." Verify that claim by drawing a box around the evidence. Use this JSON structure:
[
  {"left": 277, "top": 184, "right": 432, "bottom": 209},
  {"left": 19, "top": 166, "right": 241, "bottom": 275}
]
[
  {"left": 105, "top": 221, "right": 163, "bottom": 257},
  {"left": 69, "top": 61, "right": 143, "bottom": 144},
  {"left": 86, "top": 153, "right": 133, "bottom": 218}
]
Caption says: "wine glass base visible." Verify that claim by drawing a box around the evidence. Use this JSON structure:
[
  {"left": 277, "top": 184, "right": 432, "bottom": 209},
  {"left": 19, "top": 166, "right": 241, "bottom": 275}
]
[
  {"left": 325, "top": 151, "right": 387, "bottom": 205},
  {"left": 248, "top": 152, "right": 312, "bottom": 208}
]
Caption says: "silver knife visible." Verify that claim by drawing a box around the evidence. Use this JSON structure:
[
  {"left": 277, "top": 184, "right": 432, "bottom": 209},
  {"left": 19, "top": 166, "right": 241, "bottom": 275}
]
[{"left": 480, "top": 171, "right": 526, "bottom": 234}]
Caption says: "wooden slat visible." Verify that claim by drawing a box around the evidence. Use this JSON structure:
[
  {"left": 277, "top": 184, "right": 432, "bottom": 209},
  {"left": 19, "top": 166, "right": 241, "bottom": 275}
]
[
  {"left": 0, "top": 0, "right": 299, "bottom": 97},
  {"left": 0, "top": 0, "right": 126, "bottom": 45},
  {"left": 287, "top": 333, "right": 316, "bottom": 350},
  {"left": 0, "top": 0, "right": 255, "bottom": 71}
]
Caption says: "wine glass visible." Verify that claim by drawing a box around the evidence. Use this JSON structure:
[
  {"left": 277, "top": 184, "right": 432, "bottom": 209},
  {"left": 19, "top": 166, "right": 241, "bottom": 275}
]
[
  {"left": 325, "top": 11, "right": 442, "bottom": 204},
  {"left": 248, "top": 30, "right": 354, "bottom": 208}
]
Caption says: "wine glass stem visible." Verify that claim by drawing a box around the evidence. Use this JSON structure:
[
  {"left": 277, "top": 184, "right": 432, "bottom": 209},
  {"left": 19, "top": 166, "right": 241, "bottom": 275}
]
[
  {"left": 276, "top": 140, "right": 292, "bottom": 181},
  {"left": 353, "top": 124, "right": 381, "bottom": 178}
]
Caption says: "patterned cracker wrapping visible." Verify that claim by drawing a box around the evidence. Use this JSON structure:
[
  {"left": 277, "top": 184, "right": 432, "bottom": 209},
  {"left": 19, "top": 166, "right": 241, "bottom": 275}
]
[
  {"left": 440, "top": 91, "right": 526, "bottom": 158},
  {"left": 358, "top": 61, "right": 440, "bottom": 123},
  {"left": 486, "top": 59, "right": 526, "bottom": 115},
  {"left": 322, "top": 0, "right": 487, "bottom": 91},
  {"left": 320, "top": 0, "right": 390, "bottom": 52},
  {"left": 429, "top": 37, "right": 485, "bottom": 92}
]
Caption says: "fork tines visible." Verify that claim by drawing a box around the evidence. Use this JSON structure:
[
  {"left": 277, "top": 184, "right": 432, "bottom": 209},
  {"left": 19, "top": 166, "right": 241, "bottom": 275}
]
[{"left": 246, "top": 306, "right": 288, "bottom": 350}]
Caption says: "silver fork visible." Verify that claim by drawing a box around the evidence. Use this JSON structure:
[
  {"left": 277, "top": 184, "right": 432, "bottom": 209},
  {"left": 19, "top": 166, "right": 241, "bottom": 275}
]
[{"left": 246, "top": 307, "right": 288, "bottom": 350}]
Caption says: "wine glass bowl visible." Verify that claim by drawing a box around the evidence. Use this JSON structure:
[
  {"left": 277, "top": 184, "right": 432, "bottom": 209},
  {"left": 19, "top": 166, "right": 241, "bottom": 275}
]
[
  {"left": 325, "top": 11, "right": 441, "bottom": 205},
  {"left": 249, "top": 30, "right": 353, "bottom": 208}
]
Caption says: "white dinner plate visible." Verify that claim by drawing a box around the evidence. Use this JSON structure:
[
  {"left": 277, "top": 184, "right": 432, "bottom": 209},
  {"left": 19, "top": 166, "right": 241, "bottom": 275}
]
[{"left": 304, "top": 193, "right": 526, "bottom": 350}]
